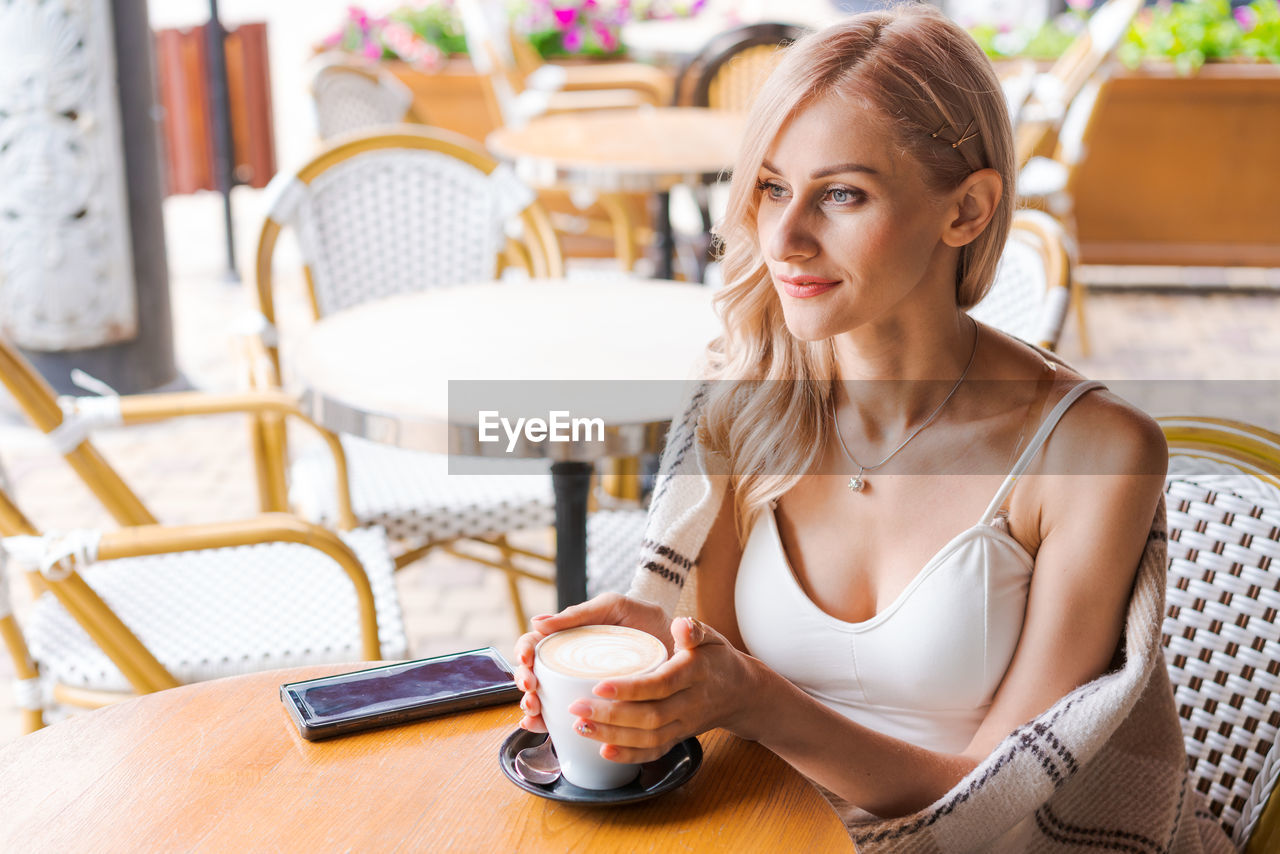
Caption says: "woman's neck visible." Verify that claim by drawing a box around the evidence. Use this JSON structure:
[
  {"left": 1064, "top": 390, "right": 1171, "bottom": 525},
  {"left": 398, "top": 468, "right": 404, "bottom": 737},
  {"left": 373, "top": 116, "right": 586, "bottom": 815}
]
[{"left": 831, "top": 310, "right": 977, "bottom": 441}]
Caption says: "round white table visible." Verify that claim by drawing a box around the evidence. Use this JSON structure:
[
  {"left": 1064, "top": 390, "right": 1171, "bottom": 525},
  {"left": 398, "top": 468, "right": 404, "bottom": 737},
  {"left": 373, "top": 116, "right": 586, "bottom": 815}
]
[{"left": 290, "top": 277, "right": 721, "bottom": 607}]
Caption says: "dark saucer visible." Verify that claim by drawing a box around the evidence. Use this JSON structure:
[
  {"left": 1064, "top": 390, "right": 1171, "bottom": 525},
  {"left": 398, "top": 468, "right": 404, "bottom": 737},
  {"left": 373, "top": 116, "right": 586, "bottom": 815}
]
[{"left": 498, "top": 729, "right": 702, "bottom": 805}]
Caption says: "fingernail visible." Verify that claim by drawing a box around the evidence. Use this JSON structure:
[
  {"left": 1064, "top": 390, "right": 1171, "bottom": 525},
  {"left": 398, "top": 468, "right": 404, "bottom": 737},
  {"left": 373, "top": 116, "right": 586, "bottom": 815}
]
[
  {"left": 575, "top": 720, "right": 593, "bottom": 736},
  {"left": 593, "top": 682, "right": 616, "bottom": 698},
  {"left": 531, "top": 614, "right": 552, "bottom": 622},
  {"left": 683, "top": 616, "right": 703, "bottom": 640},
  {"left": 567, "top": 700, "right": 591, "bottom": 716}
]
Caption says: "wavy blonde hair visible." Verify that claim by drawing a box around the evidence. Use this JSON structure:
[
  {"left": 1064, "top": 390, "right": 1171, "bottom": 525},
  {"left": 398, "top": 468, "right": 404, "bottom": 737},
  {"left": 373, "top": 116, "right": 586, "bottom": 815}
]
[{"left": 702, "top": 4, "right": 1016, "bottom": 539}]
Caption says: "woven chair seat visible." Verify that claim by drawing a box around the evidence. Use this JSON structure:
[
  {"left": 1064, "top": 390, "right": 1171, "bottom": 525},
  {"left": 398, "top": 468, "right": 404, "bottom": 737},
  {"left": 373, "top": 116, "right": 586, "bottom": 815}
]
[
  {"left": 290, "top": 435, "right": 555, "bottom": 544},
  {"left": 586, "top": 507, "right": 648, "bottom": 600},
  {"left": 25, "top": 527, "right": 406, "bottom": 694},
  {"left": 1162, "top": 475, "right": 1280, "bottom": 844}
]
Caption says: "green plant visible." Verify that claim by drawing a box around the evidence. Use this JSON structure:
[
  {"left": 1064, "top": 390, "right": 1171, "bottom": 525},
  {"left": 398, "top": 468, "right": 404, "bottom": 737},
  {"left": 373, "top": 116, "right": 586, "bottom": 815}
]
[
  {"left": 1120, "top": 0, "right": 1247, "bottom": 74},
  {"left": 970, "top": 0, "right": 1280, "bottom": 74}
]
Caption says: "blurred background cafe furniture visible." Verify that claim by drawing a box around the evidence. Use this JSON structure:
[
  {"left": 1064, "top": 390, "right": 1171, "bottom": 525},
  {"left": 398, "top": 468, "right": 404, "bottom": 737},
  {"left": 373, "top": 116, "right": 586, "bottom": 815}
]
[{"left": 2, "top": 0, "right": 1280, "bottom": 848}]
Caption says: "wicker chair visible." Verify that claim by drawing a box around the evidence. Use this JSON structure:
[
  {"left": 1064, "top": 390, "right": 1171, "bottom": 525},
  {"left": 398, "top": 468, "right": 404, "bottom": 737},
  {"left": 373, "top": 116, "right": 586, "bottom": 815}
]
[
  {"left": 678, "top": 21, "right": 808, "bottom": 112},
  {"left": 1159, "top": 416, "right": 1280, "bottom": 851},
  {"left": 0, "top": 338, "right": 405, "bottom": 734},
  {"left": 1012, "top": 0, "right": 1142, "bottom": 168},
  {"left": 250, "top": 125, "right": 565, "bottom": 631},
  {"left": 308, "top": 53, "right": 425, "bottom": 141},
  {"left": 967, "top": 209, "right": 1074, "bottom": 352}
]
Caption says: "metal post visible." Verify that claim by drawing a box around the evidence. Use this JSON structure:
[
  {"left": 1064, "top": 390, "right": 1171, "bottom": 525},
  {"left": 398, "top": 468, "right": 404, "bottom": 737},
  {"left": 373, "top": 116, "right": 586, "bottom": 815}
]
[
  {"left": 206, "top": 0, "right": 239, "bottom": 281},
  {"left": 550, "top": 461, "right": 593, "bottom": 609}
]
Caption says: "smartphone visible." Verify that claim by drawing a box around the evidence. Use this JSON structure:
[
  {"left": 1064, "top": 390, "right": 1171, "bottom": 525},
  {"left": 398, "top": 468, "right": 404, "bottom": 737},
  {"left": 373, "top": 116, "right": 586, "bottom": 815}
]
[{"left": 280, "top": 648, "right": 521, "bottom": 741}]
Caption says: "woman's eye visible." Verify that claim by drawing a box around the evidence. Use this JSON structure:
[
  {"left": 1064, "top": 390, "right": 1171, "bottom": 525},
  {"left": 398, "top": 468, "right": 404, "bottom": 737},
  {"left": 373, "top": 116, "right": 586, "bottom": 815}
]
[
  {"left": 755, "top": 179, "right": 788, "bottom": 201},
  {"left": 826, "top": 188, "right": 862, "bottom": 205}
]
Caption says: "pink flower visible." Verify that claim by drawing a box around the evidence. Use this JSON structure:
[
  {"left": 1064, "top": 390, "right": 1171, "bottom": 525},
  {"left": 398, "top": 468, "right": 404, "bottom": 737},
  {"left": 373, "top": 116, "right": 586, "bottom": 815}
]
[
  {"left": 1066, "top": 0, "right": 1093, "bottom": 12},
  {"left": 1234, "top": 6, "right": 1258, "bottom": 32},
  {"left": 562, "top": 24, "right": 584, "bottom": 52},
  {"left": 362, "top": 40, "right": 381, "bottom": 59},
  {"left": 554, "top": 7, "right": 578, "bottom": 28},
  {"left": 594, "top": 21, "right": 618, "bottom": 53}
]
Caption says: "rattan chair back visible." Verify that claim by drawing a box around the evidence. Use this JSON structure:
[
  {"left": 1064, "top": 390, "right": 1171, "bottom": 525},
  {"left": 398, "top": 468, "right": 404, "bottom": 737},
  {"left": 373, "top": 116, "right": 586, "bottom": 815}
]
[
  {"left": 1160, "top": 416, "right": 1280, "bottom": 849},
  {"left": 966, "top": 209, "right": 1072, "bottom": 351},
  {"left": 681, "top": 22, "right": 807, "bottom": 111},
  {"left": 308, "top": 53, "right": 422, "bottom": 140},
  {"left": 254, "top": 125, "right": 562, "bottom": 350}
]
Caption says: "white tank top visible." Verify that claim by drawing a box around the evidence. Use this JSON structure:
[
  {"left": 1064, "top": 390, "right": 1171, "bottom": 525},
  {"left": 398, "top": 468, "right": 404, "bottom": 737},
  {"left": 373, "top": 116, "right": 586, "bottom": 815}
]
[{"left": 735, "top": 381, "right": 1104, "bottom": 755}]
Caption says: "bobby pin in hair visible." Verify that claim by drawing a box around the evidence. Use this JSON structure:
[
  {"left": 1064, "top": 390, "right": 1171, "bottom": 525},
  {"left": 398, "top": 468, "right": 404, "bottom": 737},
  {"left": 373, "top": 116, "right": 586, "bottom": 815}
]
[{"left": 930, "top": 119, "right": 980, "bottom": 149}]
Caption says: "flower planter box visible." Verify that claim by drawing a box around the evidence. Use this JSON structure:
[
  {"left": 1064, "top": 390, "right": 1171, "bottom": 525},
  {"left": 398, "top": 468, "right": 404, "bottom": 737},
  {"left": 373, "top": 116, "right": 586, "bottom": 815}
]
[
  {"left": 1071, "top": 61, "right": 1280, "bottom": 267},
  {"left": 382, "top": 58, "right": 498, "bottom": 144}
]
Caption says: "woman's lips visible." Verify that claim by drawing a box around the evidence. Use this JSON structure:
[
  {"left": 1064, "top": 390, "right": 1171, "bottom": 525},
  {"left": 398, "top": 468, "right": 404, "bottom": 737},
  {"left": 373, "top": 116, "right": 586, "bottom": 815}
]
[{"left": 778, "top": 276, "right": 840, "bottom": 298}]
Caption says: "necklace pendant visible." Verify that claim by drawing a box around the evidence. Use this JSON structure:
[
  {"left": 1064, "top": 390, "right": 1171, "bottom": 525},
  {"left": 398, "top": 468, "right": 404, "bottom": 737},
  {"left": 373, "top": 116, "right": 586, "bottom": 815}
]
[{"left": 848, "top": 473, "right": 865, "bottom": 493}]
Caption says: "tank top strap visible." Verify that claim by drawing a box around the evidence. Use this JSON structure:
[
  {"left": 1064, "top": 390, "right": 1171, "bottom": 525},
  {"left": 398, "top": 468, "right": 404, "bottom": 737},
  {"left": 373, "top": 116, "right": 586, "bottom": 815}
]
[{"left": 979, "top": 380, "right": 1107, "bottom": 524}]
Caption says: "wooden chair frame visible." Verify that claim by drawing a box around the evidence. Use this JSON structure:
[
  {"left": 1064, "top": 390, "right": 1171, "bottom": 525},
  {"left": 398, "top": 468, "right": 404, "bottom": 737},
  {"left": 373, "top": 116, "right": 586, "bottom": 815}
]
[
  {"left": 1160, "top": 416, "right": 1280, "bottom": 494},
  {"left": 1007, "top": 208, "right": 1076, "bottom": 352},
  {"left": 0, "top": 339, "right": 383, "bottom": 732},
  {"left": 1013, "top": 0, "right": 1143, "bottom": 167}
]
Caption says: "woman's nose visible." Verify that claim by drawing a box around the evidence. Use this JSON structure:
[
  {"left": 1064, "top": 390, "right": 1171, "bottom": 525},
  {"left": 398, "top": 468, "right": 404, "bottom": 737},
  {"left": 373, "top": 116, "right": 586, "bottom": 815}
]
[{"left": 765, "top": 203, "right": 818, "bottom": 263}]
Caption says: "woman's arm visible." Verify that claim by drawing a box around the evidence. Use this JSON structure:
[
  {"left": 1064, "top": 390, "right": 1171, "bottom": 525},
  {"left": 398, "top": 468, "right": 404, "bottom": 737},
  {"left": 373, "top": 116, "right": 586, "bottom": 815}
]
[{"left": 575, "top": 396, "right": 1168, "bottom": 818}]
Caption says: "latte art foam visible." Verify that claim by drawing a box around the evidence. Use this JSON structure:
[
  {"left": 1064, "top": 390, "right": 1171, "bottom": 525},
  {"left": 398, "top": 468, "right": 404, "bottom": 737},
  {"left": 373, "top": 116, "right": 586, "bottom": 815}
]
[{"left": 537, "top": 626, "right": 667, "bottom": 679}]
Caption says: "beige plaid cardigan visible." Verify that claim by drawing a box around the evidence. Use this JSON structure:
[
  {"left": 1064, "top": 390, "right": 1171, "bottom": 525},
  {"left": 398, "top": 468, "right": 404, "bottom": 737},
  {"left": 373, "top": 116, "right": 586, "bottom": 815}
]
[{"left": 627, "top": 384, "right": 1234, "bottom": 853}]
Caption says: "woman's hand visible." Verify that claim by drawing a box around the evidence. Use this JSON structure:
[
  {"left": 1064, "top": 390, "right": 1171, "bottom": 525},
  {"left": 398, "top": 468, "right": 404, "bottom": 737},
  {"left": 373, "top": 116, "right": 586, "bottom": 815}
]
[
  {"left": 568, "top": 616, "right": 760, "bottom": 764},
  {"left": 512, "top": 593, "right": 672, "bottom": 733}
]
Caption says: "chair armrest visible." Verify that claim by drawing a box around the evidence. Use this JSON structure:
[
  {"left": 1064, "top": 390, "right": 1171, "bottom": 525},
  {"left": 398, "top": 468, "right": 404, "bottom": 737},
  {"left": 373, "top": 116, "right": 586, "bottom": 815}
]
[
  {"left": 96, "top": 513, "right": 380, "bottom": 659},
  {"left": 68, "top": 390, "right": 359, "bottom": 530}
]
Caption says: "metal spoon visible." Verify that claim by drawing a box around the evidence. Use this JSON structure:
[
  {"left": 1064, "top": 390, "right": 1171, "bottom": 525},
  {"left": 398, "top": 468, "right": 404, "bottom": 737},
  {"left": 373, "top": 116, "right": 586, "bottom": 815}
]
[{"left": 515, "top": 735, "right": 560, "bottom": 786}]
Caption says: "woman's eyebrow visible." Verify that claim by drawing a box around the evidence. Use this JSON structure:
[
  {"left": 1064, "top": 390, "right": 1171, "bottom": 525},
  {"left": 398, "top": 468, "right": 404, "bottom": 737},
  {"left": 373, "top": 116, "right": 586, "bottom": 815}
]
[
  {"left": 812, "top": 163, "right": 880, "bottom": 179},
  {"left": 759, "top": 159, "right": 880, "bottom": 179}
]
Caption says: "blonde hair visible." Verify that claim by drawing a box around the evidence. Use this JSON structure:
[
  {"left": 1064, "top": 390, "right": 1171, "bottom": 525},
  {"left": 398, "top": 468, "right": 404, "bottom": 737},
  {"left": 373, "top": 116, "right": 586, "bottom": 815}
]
[{"left": 703, "top": 4, "right": 1016, "bottom": 539}]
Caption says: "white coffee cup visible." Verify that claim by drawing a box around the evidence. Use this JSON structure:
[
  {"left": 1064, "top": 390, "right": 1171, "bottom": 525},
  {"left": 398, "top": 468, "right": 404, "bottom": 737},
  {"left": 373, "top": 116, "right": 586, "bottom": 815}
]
[{"left": 534, "top": 625, "right": 668, "bottom": 790}]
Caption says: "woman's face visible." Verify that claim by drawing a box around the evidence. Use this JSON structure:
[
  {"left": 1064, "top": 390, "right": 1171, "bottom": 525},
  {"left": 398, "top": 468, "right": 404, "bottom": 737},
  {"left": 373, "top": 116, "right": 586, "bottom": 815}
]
[{"left": 755, "top": 93, "right": 959, "bottom": 342}]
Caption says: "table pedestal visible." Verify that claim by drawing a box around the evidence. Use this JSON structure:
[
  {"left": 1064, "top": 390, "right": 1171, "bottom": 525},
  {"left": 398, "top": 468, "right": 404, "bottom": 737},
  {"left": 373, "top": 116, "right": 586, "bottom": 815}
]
[{"left": 552, "top": 460, "right": 593, "bottom": 608}]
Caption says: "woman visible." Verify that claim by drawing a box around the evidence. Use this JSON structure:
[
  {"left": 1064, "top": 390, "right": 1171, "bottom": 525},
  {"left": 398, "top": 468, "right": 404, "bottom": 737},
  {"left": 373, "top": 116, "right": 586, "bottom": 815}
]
[{"left": 514, "top": 6, "right": 1226, "bottom": 848}]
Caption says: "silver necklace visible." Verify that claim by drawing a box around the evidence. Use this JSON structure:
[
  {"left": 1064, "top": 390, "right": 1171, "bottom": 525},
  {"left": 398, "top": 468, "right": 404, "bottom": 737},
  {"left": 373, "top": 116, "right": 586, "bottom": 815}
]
[{"left": 834, "top": 318, "right": 978, "bottom": 493}]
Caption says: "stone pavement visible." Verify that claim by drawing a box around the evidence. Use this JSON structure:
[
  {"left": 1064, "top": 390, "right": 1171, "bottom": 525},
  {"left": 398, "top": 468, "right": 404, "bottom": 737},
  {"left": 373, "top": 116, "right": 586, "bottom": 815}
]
[{"left": 3, "top": 0, "right": 1280, "bottom": 746}]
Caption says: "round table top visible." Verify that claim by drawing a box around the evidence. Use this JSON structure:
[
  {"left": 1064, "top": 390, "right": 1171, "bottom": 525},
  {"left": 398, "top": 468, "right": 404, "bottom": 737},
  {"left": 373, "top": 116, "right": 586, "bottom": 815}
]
[
  {"left": 290, "top": 277, "right": 722, "bottom": 458},
  {"left": 0, "top": 665, "right": 856, "bottom": 852},
  {"left": 486, "top": 107, "right": 745, "bottom": 193}
]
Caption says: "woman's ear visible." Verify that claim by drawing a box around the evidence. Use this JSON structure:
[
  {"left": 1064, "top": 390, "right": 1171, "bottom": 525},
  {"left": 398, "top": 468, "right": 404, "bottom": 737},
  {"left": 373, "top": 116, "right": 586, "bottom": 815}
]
[{"left": 941, "top": 168, "right": 1003, "bottom": 248}]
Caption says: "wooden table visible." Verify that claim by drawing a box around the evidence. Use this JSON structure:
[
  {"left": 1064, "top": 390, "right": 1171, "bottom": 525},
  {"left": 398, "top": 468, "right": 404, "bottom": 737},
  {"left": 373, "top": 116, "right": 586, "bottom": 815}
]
[
  {"left": 0, "top": 665, "right": 856, "bottom": 852},
  {"left": 290, "top": 277, "right": 721, "bottom": 609},
  {"left": 487, "top": 108, "right": 744, "bottom": 280}
]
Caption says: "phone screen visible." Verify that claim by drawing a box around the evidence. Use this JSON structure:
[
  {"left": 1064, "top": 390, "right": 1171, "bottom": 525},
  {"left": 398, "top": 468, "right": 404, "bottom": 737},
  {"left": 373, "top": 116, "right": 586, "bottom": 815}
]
[{"left": 280, "top": 648, "right": 520, "bottom": 739}]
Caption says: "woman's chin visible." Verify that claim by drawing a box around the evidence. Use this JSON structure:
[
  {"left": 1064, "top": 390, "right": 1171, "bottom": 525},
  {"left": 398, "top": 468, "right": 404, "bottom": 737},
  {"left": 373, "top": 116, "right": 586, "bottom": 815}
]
[{"left": 781, "top": 314, "right": 839, "bottom": 343}]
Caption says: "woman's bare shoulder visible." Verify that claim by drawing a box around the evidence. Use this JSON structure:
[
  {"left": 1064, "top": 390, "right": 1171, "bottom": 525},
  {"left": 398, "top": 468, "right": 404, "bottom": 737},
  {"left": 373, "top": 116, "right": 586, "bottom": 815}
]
[
  {"left": 1043, "top": 384, "right": 1168, "bottom": 480},
  {"left": 974, "top": 325, "right": 1166, "bottom": 477}
]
